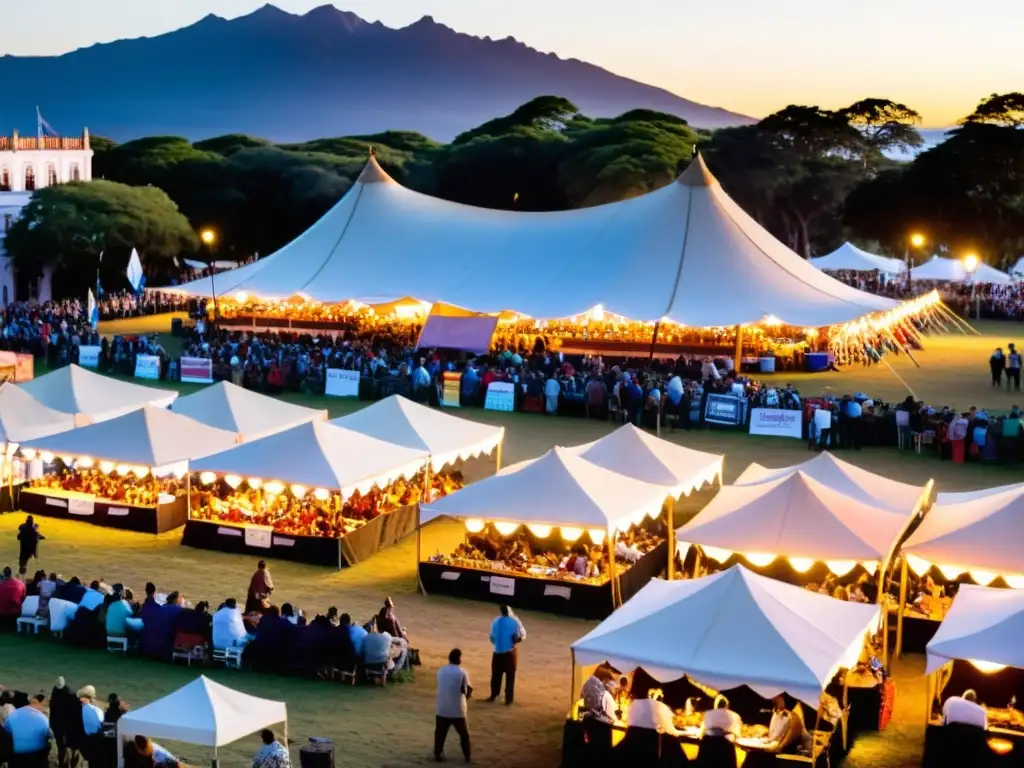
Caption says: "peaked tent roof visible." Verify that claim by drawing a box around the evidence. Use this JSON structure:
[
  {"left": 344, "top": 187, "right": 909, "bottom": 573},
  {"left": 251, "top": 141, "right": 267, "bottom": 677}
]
[
  {"left": 420, "top": 446, "right": 670, "bottom": 531},
  {"left": 810, "top": 242, "right": 906, "bottom": 275},
  {"left": 172, "top": 382, "right": 327, "bottom": 441},
  {"left": 734, "top": 452, "right": 927, "bottom": 514},
  {"left": 329, "top": 395, "right": 504, "bottom": 468},
  {"left": 572, "top": 565, "right": 879, "bottom": 706},
  {"left": 190, "top": 420, "right": 429, "bottom": 497},
  {"left": 17, "top": 364, "right": 177, "bottom": 423},
  {"left": 117, "top": 676, "right": 286, "bottom": 747},
  {"left": 910, "top": 255, "right": 1014, "bottom": 285},
  {"left": 675, "top": 471, "right": 911, "bottom": 562},
  {"left": 1012, "top": 256, "right": 1024, "bottom": 277},
  {"left": 926, "top": 585, "right": 1024, "bottom": 673},
  {"left": 902, "top": 483, "right": 1024, "bottom": 577},
  {"left": 934, "top": 482, "right": 1024, "bottom": 506},
  {"left": 563, "top": 424, "right": 722, "bottom": 496},
  {"left": 0, "top": 384, "right": 77, "bottom": 443},
  {"left": 21, "top": 406, "right": 238, "bottom": 466},
  {"left": 166, "top": 155, "right": 897, "bottom": 328}
]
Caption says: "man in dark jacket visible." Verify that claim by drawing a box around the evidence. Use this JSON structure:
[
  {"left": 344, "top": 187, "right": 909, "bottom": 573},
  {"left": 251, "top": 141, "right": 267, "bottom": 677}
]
[{"left": 50, "top": 677, "right": 79, "bottom": 768}]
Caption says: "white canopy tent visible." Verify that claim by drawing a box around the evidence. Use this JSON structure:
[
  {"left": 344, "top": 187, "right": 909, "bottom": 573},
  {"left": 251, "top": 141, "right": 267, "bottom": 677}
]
[
  {"left": 910, "top": 255, "right": 1014, "bottom": 285},
  {"left": 735, "top": 452, "right": 930, "bottom": 515},
  {"left": 1012, "top": 257, "right": 1024, "bottom": 278},
  {"left": 933, "top": 482, "right": 1024, "bottom": 506},
  {"left": 165, "top": 155, "right": 896, "bottom": 329},
  {"left": 925, "top": 585, "right": 1024, "bottom": 674},
  {"left": 810, "top": 242, "right": 906, "bottom": 275},
  {"left": 571, "top": 565, "right": 880, "bottom": 706},
  {"left": 330, "top": 395, "right": 504, "bottom": 470},
  {"left": 190, "top": 420, "right": 429, "bottom": 498},
  {"left": 116, "top": 676, "right": 287, "bottom": 767},
  {"left": 172, "top": 382, "right": 328, "bottom": 442},
  {"left": 16, "top": 364, "right": 177, "bottom": 424},
  {"left": 0, "top": 383, "right": 77, "bottom": 443}
]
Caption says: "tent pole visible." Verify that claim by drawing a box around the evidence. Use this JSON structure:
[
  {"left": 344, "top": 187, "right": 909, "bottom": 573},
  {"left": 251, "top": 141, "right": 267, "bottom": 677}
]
[
  {"left": 495, "top": 442, "right": 503, "bottom": 472},
  {"left": 665, "top": 499, "right": 675, "bottom": 582},
  {"left": 212, "top": 744, "right": 218, "bottom": 768},
  {"left": 896, "top": 558, "right": 908, "bottom": 658},
  {"left": 733, "top": 325, "right": 743, "bottom": 373},
  {"left": 648, "top": 321, "right": 661, "bottom": 362},
  {"left": 186, "top": 470, "right": 192, "bottom": 520},
  {"left": 283, "top": 718, "right": 289, "bottom": 754},
  {"left": 605, "top": 534, "right": 617, "bottom": 609},
  {"left": 569, "top": 649, "right": 577, "bottom": 713},
  {"left": 416, "top": 505, "right": 427, "bottom": 596}
]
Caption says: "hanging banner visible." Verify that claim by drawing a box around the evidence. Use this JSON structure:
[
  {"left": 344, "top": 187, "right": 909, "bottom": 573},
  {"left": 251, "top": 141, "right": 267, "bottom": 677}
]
[
  {"left": 749, "top": 408, "right": 803, "bottom": 439},
  {"left": 180, "top": 356, "right": 214, "bottom": 384},
  {"left": 325, "top": 369, "right": 360, "bottom": 397},
  {"left": 484, "top": 382, "right": 515, "bottom": 412},
  {"left": 134, "top": 355, "right": 161, "bottom": 380},
  {"left": 78, "top": 346, "right": 101, "bottom": 369},
  {"left": 704, "top": 394, "right": 746, "bottom": 426}
]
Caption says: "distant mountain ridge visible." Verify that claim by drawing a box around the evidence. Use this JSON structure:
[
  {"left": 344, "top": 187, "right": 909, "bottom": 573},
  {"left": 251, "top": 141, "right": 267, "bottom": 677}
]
[{"left": 0, "top": 4, "right": 752, "bottom": 142}]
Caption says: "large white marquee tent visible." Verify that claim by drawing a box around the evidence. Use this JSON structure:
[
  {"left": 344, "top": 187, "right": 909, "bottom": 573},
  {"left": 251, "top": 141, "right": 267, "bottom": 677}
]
[
  {"left": 910, "top": 255, "right": 1014, "bottom": 285},
  {"left": 925, "top": 585, "right": 1024, "bottom": 673},
  {"left": 810, "top": 242, "right": 906, "bottom": 275},
  {"left": 16, "top": 364, "right": 177, "bottom": 424},
  {"left": 167, "top": 155, "right": 897, "bottom": 328},
  {"left": 172, "top": 381, "right": 328, "bottom": 442},
  {"left": 0, "top": 383, "right": 77, "bottom": 443}
]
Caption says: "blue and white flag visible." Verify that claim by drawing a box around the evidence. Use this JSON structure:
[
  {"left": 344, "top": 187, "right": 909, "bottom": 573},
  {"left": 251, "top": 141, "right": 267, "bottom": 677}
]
[
  {"left": 87, "top": 289, "right": 99, "bottom": 330},
  {"left": 126, "top": 247, "right": 144, "bottom": 292},
  {"left": 36, "top": 106, "right": 59, "bottom": 139}
]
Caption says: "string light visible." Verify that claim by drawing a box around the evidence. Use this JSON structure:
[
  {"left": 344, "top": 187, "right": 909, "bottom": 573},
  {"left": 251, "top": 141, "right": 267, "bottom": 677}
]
[
  {"left": 970, "top": 570, "right": 997, "bottom": 586},
  {"left": 743, "top": 552, "right": 777, "bottom": 568},
  {"left": 824, "top": 560, "right": 858, "bottom": 577},
  {"left": 99, "top": 461, "right": 115, "bottom": 474},
  {"left": 247, "top": 478, "right": 262, "bottom": 490},
  {"left": 77, "top": 457, "right": 94, "bottom": 468},
  {"left": 494, "top": 522, "right": 519, "bottom": 536},
  {"left": 527, "top": 525, "right": 552, "bottom": 538},
  {"left": 313, "top": 488, "right": 330, "bottom": 501},
  {"left": 905, "top": 554, "right": 932, "bottom": 576},
  {"left": 970, "top": 660, "right": 1007, "bottom": 674},
  {"left": 290, "top": 484, "right": 307, "bottom": 497},
  {"left": 223, "top": 475, "right": 242, "bottom": 489},
  {"left": 937, "top": 564, "right": 965, "bottom": 581},
  {"left": 20, "top": 449, "right": 36, "bottom": 460},
  {"left": 263, "top": 481, "right": 284, "bottom": 495},
  {"left": 560, "top": 527, "right": 584, "bottom": 542},
  {"left": 131, "top": 466, "right": 149, "bottom": 478},
  {"left": 116, "top": 465, "right": 132, "bottom": 476},
  {"left": 464, "top": 518, "right": 486, "bottom": 533},
  {"left": 60, "top": 456, "right": 74, "bottom": 465},
  {"left": 1004, "top": 574, "right": 1024, "bottom": 589},
  {"left": 701, "top": 546, "right": 733, "bottom": 563},
  {"left": 789, "top": 557, "right": 815, "bottom": 573},
  {"left": 40, "top": 452, "right": 54, "bottom": 463},
  {"left": 199, "top": 472, "right": 217, "bottom": 486},
  {"left": 588, "top": 529, "right": 606, "bottom": 545}
]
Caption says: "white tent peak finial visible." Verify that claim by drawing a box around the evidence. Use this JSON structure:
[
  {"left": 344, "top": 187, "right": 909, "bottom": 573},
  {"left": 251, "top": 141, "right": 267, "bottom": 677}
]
[
  {"left": 357, "top": 150, "right": 395, "bottom": 185},
  {"left": 677, "top": 152, "right": 718, "bottom": 188}
]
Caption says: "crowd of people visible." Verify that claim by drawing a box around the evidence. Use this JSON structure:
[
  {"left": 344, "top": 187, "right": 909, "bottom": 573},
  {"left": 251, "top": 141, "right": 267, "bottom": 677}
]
[
  {"left": 98, "top": 291, "right": 189, "bottom": 321},
  {"left": 26, "top": 467, "right": 182, "bottom": 508}
]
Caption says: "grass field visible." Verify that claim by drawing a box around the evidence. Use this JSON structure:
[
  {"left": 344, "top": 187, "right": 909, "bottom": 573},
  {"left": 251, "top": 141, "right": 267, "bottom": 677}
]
[{"left": 0, "top": 315, "right": 1018, "bottom": 767}]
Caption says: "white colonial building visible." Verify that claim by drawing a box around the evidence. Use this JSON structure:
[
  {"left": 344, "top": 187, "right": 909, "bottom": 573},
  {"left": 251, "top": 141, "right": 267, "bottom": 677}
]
[{"left": 0, "top": 129, "right": 94, "bottom": 303}]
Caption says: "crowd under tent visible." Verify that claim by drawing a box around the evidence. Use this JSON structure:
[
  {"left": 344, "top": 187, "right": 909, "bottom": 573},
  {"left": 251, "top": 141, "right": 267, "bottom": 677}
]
[
  {"left": 17, "top": 406, "right": 237, "bottom": 534},
  {"left": 165, "top": 153, "right": 945, "bottom": 365},
  {"left": 735, "top": 452, "right": 932, "bottom": 515},
  {"left": 419, "top": 446, "right": 675, "bottom": 618},
  {"left": 117, "top": 676, "right": 287, "bottom": 768},
  {"left": 185, "top": 420, "right": 431, "bottom": 567},
  {"left": 895, "top": 483, "right": 1024, "bottom": 656},
  {"left": 330, "top": 394, "right": 505, "bottom": 475},
  {"left": 566, "top": 565, "right": 880, "bottom": 766},
  {"left": 171, "top": 381, "right": 328, "bottom": 442},
  {"left": 16, "top": 364, "right": 177, "bottom": 424},
  {"left": 910, "top": 255, "right": 1015, "bottom": 285},
  {"left": 810, "top": 242, "right": 906, "bottom": 275},
  {"left": 922, "top": 586, "right": 1024, "bottom": 766}
]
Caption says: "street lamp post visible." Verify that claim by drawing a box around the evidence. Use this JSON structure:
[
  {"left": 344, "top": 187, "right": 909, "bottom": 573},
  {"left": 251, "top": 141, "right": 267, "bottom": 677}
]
[
  {"left": 962, "top": 252, "right": 980, "bottom": 319},
  {"left": 906, "top": 232, "right": 925, "bottom": 288},
  {"left": 200, "top": 228, "right": 218, "bottom": 334}
]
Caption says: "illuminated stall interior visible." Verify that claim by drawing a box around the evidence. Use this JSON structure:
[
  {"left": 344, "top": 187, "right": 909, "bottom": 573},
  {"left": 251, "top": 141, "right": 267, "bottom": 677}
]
[
  {"left": 568, "top": 566, "right": 881, "bottom": 762},
  {"left": 895, "top": 483, "right": 1024, "bottom": 656}
]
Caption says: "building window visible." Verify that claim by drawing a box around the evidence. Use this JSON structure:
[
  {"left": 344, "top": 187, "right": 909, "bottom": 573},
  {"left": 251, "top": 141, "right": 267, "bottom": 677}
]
[
  {"left": 0, "top": 168, "right": 9, "bottom": 191},
  {"left": 47, "top": 164, "right": 58, "bottom": 186},
  {"left": 70, "top": 163, "right": 81, "bottom": 182},
  {"left": 24, "top": 166, "right": 35, "bottom": 191}
]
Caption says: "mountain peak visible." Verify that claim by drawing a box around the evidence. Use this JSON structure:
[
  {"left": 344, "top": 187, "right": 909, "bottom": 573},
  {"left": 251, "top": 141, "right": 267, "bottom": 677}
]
[
  {"left": 242, "top": 4, "right": 293, "bottom": 21},
  {"left": 302, "top": 5, "right": 367, "bottom": 31}
]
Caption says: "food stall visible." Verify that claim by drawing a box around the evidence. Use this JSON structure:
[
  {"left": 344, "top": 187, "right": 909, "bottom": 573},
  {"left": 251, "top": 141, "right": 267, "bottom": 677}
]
[
  {"left": 565, "top": 565, "right": 881, "bottom": 767},
  {"left": 419, "top": 446, "right": 678, "bottom": 619},
  {"left": 184, "top": 420, "right": 432, "bottom": 567},
  {"left": 17, "top": 406, "right": 236, "bottom": 533},
  {"left": 896, "top": 483, "right": 1024, "bottom": 656},
  {"left": 923, "top": 585, "right": 1024, "bottom": 767},
  {"left": 171, "top": 381, "right": 328, "bottom": 441}
]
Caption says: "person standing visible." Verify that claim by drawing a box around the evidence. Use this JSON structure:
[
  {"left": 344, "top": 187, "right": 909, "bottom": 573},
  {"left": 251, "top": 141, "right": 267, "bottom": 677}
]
[
  {"left": 487, "top": 605, "right": 525, "bottom": 705},
  {"left": 990, "top": 348, "right": 1006, "bottom": 388},
  {"left": 1007, "top": 344, "right": 1021, "bottom": 392},
  {"left": 17, "top": 516, "right": 44, "bottom": 576},
  {"left": 435, "top": 648, "right": 472, "bottom": 763},
  {"left": 246, "top": 560, "right": 273, "bottom": 613}
]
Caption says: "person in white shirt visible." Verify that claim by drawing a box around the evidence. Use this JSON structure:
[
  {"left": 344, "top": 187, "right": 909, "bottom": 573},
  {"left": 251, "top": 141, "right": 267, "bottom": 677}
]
[
  {"left": 943, "top": 689, "right": 987, "bottom": 729},
  {"left": 435, "top": 648, "right": 472, "bottom": 763},
  {"left": 212, "top": 598, "right": 252, "bottom": 649},
  {"left": 580, "top": 668, "right": 617, "bottom": 723},
  {"left": 628, "top": 690, "right": 681, "bottom": 736},
  {"left": 78, "top": 685, "right": 105, "bottom": 736},
  {"left": 702, "top": 695, "right": 742, "bottom": 740},
  {"left": 765, "top": 695, "right": 802, "bottom": 753}
]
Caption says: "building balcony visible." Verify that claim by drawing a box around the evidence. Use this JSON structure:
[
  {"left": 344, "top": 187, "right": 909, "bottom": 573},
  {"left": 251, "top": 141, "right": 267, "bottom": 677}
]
[{"left": 0, "top": 136, "right": 88, "bottom": 151}]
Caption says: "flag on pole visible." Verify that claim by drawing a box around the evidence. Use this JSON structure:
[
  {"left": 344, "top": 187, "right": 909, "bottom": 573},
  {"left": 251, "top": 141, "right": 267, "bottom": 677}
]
[
  {"left": 36, "top": 106, "right": 59, "bottom": 139},
  {"left": 87, "top": 289, "right": 99, "bottom": 330},
  {"left": 126, "top": 248, "right": 144, "bottom": 292}
]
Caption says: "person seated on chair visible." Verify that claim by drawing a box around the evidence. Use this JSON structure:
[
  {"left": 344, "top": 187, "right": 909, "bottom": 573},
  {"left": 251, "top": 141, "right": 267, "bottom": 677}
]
[
  {"left": 702, "top": 695, "right": 742, "bottom": 741},
  {"left": 764, "top": 695, "right": 803, "bottom": 754},
  {"left": 212, "top": 598, "right": 253, "bottom": 649},
  {"left": 140, "top": 591, "right": 184, "bottom": 661},
  {"left": 628, "top": 689, "right": 681, "bottom": 736},
  {"left": 943, "top": 689, "right": 987, "bottom": 729},
  {"left": 340, "top": 612, "right": 367, "bottom": 658},
  {"left": 78, "top": 686, "right": 104, "bottom": 737},
  {"left": 579, "top": 667, "right": 617, "bottom": 723},
  {"left": 245, "top": 605, "right": 292, "bottom": 671},
  {"left": 105, "top": 586, "right": 134, "bottom": 640}
]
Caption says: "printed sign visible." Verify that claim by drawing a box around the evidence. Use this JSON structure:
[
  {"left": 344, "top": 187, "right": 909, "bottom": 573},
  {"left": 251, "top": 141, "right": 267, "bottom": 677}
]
[
  {"left": 544, "top": 584, "right": 572, "bottom": 600},
  {"left": 489, "top": 575, "right": 516, "bottom": 596},
  {"left": 271, "top": 536, "right": 296, "bottom": 547},
  {"left": 440, "top": 571, "right": 461, "bottom": 581},
  {"left": 244, "top": 526, "right": 273, "bottom": 549},
  {"left": 78, "top": 346, "right": 101, "bottom": 369},
  {"left": 442, "top": 371, "right": 461, "bottom": 408},
  {"left": 325, "top": 368, "right": 360, "bottom": 397},
  {"left": 68, "top": 497, "right": 95, "bottom": 516},
  {"left": 107, "top": 507, "right": 130, "bottom": 517},
  {"left": 180, "top": 356, "right": 213, "bottom": 384},
  {"left": 749, "top": 408, "right": 803, "bottom": 439},
  {"left": 217, "top": 526, "right": 243, "bottom": 538},
  {"left": 134, "top": 355, "right": 161, "bottom": 381},
  {"left": 45, "top": 497, "right": 68, "bottom": 508},
  {"left": 704, "top": 394, "right": 746, "bottom": 426},
  {"left": 484, "top": 382, "right": 516, "bottom": 412},
  {"left": 14, "top": 354, "right": 34, "bottom": 381}
]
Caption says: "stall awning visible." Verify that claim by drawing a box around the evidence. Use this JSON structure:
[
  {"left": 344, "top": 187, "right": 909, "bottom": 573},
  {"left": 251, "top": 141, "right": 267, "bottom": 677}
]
[
  {"left": 571, "top": 565, "right": 880, "bottom": 706},
  {"left": 0, "top": 383, "right": 77, "bottom": 443},
  {"left": 926, "top": 585, "right": 1024, "bottom": 674},
  {"left": 16, "top": 364, "right": 177, "bottom": 423},
  {"left": 172, "top": 381, "right": 327, "bottom": 442}
]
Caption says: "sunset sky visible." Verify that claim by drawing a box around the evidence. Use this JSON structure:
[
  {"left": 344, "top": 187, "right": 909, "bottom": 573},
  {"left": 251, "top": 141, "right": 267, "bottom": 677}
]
[{"left": 2, "top": 0, "right": 1019, "bottom": 127}]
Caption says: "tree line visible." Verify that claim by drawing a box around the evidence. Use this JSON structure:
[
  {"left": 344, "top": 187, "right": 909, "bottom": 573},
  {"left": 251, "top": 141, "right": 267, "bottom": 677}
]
[{"left": 6, "top": 92, "right": 1023, "bottom": 299}]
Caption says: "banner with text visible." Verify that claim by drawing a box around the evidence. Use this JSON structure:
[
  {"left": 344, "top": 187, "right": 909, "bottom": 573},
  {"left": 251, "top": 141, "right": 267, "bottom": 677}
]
[
  {"left": 325, "top": 368, "right": 360, "bottom": 397},
  {"left": 704, "top": 394, "right": 747, "bottom": 426},
  {"left": 134, "top": 355, "right": 161, "bottom": 381},
  {"left": 484, "top": 382, "right": 516, "bottom": 412},
  {"left": 78, "top": 346, "right": 101, "bottom": 369},
  {"left": 749, "top": 408, "right": 803, "bottom": 439},
  {"left": 180, "top": 356, "right": 214, "bottom": 384}
]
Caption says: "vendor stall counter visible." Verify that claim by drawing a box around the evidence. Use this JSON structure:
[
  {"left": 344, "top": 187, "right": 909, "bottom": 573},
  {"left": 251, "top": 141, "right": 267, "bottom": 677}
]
[{"left": 19, "top": 486, "right": 188, "bottom": 534}]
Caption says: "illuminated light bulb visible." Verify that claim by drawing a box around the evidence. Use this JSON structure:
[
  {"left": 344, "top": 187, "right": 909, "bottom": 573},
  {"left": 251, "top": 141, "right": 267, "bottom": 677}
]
[
  {"left": 313, "top": 488, "right": 330, "bottom": 501},
  {"left": 905, "top": 554, "right": 932, "bottom": 576},
  {"left": 20, "top": 449, "right": 36, "bottom": 460},
  {"left": 937, "top": 564, "right": 966, "bottom": 581},
  {"left": 290, "top": 484, "right": 307, "bottom": 497},
  {"left": 60, "top": 456, "right": 74, "bottom": 465},
  {"left": 560, "top": 527, "right": 584, "bottom": 542},
  {"left": 743, "top": 552, "right": 777, "bottom": 568},
  {"left": 131, "top": 466, "right": 149, "bottom": 478},
  {"left": 199, "top": 472, "right": 217, "bottom": 486},
  {"left": 969, "top": 659, "right": 1007, "bottom": 674},
  {"left": 970, "top": 570, "right": 998, "bottom": 586},
  {"left": 99, "top": 461, "right": 115, "bottom": 474},
  {"left": 588, "top": 529, "right": 606, "bottom": 545},
  {"left": 493, "top": 522, "right": 520, "bottom": 537},
  {"left": 1004, "top": 574, "right": 1024, "bottom": 589},
  {"left": 825, "top": 560, "right": 858, "bottom": 577},
  {"left": 527, "top": 525, "right": 552, "bottom": 538},
  {"left": 77, "top": 457, "right": 94, "bottom": 468},
  {"left": 247, "top": 478, "right": 262, "bottom": 490},
  {"left": 116, "top": 464, "right": 132, "bottom": 476},
  {"left": 789, "top": 557, "right": 815, "bottom": 574},
  {"left": 223, "top": 474, "right": 242, "bottom": 489},
  {"left": 701, "top": 546, "right": 733, "bottom": 563},
  {"left": 234, "top": 291, "right": 249, "bottom": 303},
  {"left": 464, "top": 518, "right": 486, "bottom": 534},
  {"left": 264, "top": 481, "right": 284, "bottom": 496},
  {"left": 40, "top": 452, "right": 54, "bottom": 463},
  {"left": 861, "top": 561, "right": 879, "bottom": 573}
]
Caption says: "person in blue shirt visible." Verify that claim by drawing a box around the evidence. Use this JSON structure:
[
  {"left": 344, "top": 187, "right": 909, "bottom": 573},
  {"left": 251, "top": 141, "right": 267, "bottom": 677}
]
[
  {"left": 487, "top": 605, "right": 526, "bottom": 705},
  {"left": 5, "top": 693, "right": 53, "bottom": 763}
]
